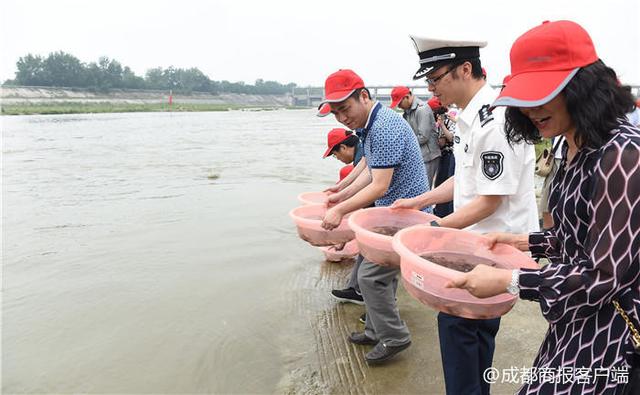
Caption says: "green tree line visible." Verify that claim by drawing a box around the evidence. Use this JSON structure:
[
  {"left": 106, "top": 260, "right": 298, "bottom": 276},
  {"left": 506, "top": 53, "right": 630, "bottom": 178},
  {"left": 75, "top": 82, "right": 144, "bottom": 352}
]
[{"left": 3, "top": 51, "right": 297, "bottom": 94}]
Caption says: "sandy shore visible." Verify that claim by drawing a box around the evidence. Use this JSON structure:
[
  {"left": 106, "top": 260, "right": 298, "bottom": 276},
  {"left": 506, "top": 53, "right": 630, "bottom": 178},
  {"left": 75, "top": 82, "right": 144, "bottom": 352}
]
[{"left": 275, "top": 256, "right": 548, "bottom": 395}]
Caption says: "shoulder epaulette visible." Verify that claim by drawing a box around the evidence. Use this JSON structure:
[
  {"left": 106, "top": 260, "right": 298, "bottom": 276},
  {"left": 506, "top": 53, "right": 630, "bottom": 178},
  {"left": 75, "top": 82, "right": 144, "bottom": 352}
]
[{"left": 478, "top": 104, "right": 494, "bottom": 127}]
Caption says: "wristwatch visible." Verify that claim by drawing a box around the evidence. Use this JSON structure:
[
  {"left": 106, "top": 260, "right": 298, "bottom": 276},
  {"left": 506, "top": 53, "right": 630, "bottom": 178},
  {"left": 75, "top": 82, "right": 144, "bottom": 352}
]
[{"left": 506, "top": 269, "right": 520, "bottom": 295}]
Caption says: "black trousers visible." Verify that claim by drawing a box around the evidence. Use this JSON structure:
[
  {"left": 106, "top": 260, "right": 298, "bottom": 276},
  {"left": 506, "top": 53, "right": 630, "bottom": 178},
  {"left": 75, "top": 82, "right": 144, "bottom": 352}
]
[
  {"left": 434, "top": 150, "right": 455, "bottom": 218},
  {"left": 438, "top": 312, "right": 501, "bottom": 395}
]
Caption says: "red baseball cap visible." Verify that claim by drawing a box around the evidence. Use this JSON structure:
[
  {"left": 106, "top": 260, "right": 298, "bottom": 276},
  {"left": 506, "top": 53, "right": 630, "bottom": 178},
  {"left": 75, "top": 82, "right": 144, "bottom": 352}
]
[
  {"left": 323, "top": 128, "right": 351, "bottom": 158},
  {"left": 499, "top": 74, "right": 512, "bottom": 90},
  {"left": 321, "top": 69, "right": 365, "bottom": 104},
  {"left": 316, "top": 102, "right": 331, "bottom": 117},
  {"left": 390, "top": 86, "right": 410, "bottom": 109},
  {"left": 339, "top": 164, "right": 354, "bottom": 181},
  {"left": 427, "top": 97, "right": 442, "bottom": 110},
  {"left": 494, "top": 20, "right": 598, "bottom": 108}
]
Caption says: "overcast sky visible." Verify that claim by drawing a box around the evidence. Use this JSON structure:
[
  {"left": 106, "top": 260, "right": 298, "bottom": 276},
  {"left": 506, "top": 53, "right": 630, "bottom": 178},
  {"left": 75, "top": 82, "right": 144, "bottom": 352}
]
[{"left": 1, "top": 0, "right": 639, "bottom": 88}]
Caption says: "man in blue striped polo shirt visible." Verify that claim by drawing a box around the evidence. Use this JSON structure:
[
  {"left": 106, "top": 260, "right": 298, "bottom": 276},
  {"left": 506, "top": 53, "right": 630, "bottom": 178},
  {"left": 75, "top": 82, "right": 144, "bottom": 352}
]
[{"left": 320, "top": 69, "right": 430, "bottom": 364}]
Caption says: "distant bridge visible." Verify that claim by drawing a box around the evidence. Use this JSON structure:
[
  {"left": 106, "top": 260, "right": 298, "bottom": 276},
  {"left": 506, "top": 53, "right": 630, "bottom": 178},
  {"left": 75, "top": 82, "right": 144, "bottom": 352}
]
[{"left": 292, "top": 85, "right": 438, "bottom": 108}]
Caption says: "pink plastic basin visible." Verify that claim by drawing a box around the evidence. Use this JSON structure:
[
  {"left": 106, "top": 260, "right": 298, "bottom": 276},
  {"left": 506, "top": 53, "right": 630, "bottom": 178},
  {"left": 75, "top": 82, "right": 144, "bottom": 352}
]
[
  {"left": 348, "top": 207, "right": 438, "bottom": 267},
  {"left": 318, "top": 239, "right": 360, "bottom": 262},
  {"left": 392, "top": 225, "right": 539, "bottom": 319},
  {"left": 297, "top": 192, "right": 329, "bottom": 206},
  {"left": 289, "top": 203, "right": 355, "bottom": 247}
]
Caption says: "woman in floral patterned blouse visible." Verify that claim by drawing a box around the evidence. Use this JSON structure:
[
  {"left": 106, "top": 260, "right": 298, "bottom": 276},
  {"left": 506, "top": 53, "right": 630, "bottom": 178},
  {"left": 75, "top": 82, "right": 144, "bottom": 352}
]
[{"left": 447, "top": 20, "right": 639, "bottom": 394}]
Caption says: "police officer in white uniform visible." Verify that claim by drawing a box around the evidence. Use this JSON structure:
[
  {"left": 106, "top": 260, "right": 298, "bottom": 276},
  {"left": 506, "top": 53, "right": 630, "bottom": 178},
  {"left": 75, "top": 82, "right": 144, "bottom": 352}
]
[{"left": 392, "top": 37, "right": 539, "bottom": 395}]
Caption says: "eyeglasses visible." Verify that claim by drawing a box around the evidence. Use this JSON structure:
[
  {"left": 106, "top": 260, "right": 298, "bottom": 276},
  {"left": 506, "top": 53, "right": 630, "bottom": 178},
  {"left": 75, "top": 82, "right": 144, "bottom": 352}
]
[{"left": 425, "top": 65, "right": 457, "bottom": 86}]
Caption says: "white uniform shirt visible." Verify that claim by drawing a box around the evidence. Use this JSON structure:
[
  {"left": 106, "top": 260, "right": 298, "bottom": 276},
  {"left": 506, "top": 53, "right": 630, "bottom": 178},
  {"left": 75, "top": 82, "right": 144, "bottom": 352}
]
[
  {"left": 626, "top": 107, "right": 640, "bottom": 127},
  {"left": 453, "top": 84, "right": 539, "bottom": 234}
]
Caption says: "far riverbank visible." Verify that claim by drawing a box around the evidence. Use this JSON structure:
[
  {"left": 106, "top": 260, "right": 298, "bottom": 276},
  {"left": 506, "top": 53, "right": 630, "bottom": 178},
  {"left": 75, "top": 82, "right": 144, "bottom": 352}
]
[
  {"left": 1, "top": 85, "right": 295, "bottom": 115},
  {"left": 0, "top": 102, "right": 304, "bottom": 115}
]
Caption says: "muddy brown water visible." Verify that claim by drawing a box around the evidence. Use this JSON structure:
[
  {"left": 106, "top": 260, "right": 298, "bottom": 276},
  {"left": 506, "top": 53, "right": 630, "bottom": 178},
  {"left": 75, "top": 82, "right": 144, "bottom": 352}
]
[
  {"left": 371, "top": 225, "right": 402, "bottom": 237},
  {"left": 2, "top": 110, "right": 548, "bottom": 394},
  {"left": 420, "top": 252, "right": 498, "bottom": 273}
]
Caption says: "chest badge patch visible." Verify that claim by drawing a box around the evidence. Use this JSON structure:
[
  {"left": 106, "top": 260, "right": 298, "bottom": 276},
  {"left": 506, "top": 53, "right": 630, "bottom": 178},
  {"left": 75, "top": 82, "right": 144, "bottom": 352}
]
[{"left": 481, "top": 151, "right": 504, "bottom": 180}]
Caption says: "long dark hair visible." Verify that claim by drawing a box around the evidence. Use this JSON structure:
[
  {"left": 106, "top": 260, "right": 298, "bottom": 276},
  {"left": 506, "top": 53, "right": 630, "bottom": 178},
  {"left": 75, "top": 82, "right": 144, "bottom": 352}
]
[{"left": 504, "top": 60, "right": 636, "bottom": 148}]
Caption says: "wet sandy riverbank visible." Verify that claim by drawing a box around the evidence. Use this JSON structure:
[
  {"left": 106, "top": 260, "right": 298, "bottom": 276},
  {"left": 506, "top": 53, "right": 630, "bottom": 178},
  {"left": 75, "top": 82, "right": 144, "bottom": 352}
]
[{"left": 275, "top": 255, "right": 548, "bottom": 395}]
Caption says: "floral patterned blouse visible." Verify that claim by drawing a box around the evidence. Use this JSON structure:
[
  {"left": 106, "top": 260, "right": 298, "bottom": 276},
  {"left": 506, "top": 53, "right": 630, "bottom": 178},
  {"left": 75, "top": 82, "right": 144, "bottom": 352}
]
[{"left": 518, "top": 120, "right": 640, "bottom": 394}]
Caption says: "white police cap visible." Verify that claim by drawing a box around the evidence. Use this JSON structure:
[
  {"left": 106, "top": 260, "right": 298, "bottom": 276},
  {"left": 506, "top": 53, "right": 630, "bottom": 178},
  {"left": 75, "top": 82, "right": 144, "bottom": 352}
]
[{"left": 410, "top": 35, "right": 487, "bottom": 80}]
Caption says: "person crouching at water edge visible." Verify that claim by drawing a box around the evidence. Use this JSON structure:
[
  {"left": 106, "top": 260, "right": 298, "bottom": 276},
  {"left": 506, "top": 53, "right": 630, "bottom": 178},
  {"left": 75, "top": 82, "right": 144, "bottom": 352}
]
[
  {"left": 320, "top": 69, "right": 430, "bottom": 364},
  {"left": 446, "top": 20, "right": 640, "bottom": 395},
  {"left": 392, "top": 36, "right": 539, "bottom": 395},
  {"left": 323, "top": 128, "right": 367, "bottom": 309}
]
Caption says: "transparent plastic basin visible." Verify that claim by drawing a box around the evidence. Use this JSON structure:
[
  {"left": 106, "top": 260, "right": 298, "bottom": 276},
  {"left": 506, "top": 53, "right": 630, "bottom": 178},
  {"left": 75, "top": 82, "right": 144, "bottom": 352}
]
[
  {"left": 289, "top": 203, "right": 355, "bottom": 247},
  {"left": 348, "top": 207, "right": 438, "bottom": 267},
  {"left": 392, "top": 225, "right": 539, "bottom": 319},
  {"left": 318, "top": 239, "right": 359, "bottom": 262},
  {"left": 297, "top": 191, "right": 329, "bottom": 206}
]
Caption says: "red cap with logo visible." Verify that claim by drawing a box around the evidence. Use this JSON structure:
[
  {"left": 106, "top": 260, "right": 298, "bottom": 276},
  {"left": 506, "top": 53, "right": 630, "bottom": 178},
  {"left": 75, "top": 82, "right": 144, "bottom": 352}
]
[
  {"left": 321, "top": 69, "right": 365, "bottom": 104},
  {"left": 323, "top": 128, "right": 352, "bottom": 158},
  {"left": 390, "top": 86, "right": 411, "bottom": 109},
  {"left": 493, "top": 20, "right": 598, "bottom": 108}
]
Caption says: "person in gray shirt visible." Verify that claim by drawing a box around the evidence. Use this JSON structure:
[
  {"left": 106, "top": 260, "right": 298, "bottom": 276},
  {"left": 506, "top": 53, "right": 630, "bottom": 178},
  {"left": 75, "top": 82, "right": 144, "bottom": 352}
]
[{"left": 390, "top": 86, "right": 440, "bottom": 185}]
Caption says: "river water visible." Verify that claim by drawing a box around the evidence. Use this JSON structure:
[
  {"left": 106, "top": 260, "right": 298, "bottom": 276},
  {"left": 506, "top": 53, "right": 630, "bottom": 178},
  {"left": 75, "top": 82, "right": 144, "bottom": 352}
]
[{"left": 2, "top": 109, "right": 547, "bottom": 394}]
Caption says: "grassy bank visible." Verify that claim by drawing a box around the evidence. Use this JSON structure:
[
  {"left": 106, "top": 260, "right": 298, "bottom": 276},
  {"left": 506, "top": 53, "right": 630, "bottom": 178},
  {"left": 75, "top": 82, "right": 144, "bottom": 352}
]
[{"left": 0, "top": 102, "right": 288, "bottom": 115}]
